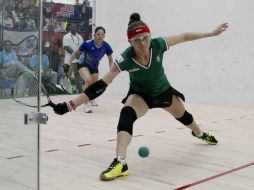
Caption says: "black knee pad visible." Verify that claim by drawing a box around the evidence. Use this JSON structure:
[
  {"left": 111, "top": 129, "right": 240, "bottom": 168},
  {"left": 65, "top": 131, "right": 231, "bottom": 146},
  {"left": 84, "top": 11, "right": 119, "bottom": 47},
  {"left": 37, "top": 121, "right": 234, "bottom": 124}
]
[
  {"left": 117, "top": 106, "right": 137, "bottom": 135},
  {"left": 84, "top": 79, "right": 108, "bottom": 100},
  {"left": 176, "top": 110, "right": 193, "bottom": 125}
]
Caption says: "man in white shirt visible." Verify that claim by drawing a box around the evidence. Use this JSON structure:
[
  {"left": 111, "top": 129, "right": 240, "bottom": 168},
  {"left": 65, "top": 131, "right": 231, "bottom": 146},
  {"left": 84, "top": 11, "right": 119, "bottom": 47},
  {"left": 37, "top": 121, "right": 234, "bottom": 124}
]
[{"left": 63, "top": 23, "right": 83, "bottom": 93}]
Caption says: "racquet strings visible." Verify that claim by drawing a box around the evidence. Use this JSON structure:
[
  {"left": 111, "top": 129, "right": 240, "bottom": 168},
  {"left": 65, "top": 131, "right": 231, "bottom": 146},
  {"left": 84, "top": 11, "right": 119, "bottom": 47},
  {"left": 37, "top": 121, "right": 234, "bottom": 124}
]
[
  {"left": 60, "top": 75, "right": 73, "bottom": 94},
  {"left": 13, "top": 71, "right": 50, "bottom": 107}
]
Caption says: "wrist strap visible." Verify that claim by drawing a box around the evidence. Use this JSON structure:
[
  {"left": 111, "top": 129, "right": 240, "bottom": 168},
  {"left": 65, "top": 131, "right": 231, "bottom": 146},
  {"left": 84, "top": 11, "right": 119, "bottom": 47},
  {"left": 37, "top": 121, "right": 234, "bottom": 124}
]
[{"left": 67, "top": 100, "right": 76, "bottom": 111}]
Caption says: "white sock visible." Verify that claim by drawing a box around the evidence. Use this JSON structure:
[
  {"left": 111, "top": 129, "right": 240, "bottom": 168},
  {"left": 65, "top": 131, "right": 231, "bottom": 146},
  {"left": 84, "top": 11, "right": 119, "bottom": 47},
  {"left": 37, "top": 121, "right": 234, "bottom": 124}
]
[
  {"left": 117, "top": 156, "right": 126, "bottom": 164},
  {"left": 195, "top": 131, "right": 204, "bottom": 137}
]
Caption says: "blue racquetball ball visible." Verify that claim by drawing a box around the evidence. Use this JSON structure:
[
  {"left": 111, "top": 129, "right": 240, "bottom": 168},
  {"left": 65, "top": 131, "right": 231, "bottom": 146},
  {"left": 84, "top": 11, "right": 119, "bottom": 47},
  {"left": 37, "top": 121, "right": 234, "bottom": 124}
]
[{"left": 138, "top": 146, "right": 150, "bottom": 158}]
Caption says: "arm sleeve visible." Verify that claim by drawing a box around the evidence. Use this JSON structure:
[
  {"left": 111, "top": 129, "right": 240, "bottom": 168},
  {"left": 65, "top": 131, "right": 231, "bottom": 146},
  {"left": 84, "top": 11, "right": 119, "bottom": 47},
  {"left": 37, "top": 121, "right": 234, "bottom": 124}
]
[
  {"left": 154, "top": 37, "right": 169, "bottom": 53},
  {"left": 14, "top": 53, "right": 18, "bottom": 61},
  {"left": 105, "top": 43, "right": 113, "bottom": 56},
  {"left": 63, "top": 35, "right": 68, "bottom": 46},
  {"left": 28, "top": 56, "right": 37, "bottom": 70},
  {"left": 79, "top": 41, "right": 87, "bottom": 52},
  {"left": 114, "top": 54, "right": 126, "bottom": 72},
  {"left": 79, "top": 35, "right": 84, "bottom": 43}
]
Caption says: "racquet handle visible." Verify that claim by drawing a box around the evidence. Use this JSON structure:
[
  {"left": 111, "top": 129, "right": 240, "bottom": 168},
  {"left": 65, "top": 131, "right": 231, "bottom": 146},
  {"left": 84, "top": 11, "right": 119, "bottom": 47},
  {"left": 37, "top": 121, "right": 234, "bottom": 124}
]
[{"left": 48, "top": 101, "right": 56, "bottom": 108}]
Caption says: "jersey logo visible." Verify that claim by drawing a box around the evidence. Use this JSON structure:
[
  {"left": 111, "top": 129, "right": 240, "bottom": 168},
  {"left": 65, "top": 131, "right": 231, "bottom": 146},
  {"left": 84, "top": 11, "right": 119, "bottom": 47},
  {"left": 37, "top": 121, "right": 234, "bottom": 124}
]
[
  {"left": 115, "top": 55, "right": 124, "bottom": 63},
  {"left": 156, "top": 55, "right": 161, "bottom": 62},
  {"left": 129, "top": 68, "right": 140, "bottom": 72},
  {"left": 135, "top": 29, "right": 142, "bottom": 32}
]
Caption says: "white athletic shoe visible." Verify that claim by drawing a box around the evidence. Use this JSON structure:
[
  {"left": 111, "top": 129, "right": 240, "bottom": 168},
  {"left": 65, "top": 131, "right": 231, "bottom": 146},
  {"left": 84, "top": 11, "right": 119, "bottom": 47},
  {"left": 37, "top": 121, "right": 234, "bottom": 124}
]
[
  {"left": 90, "top": 100, "right": 98, "bottom": 106},
  {"left": 84, "top": 102, "right": 92, "bottom": 113}
]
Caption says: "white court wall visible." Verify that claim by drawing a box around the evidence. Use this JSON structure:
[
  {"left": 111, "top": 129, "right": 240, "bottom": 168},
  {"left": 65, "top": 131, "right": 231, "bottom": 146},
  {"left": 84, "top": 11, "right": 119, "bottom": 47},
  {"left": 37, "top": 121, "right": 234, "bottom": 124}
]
[{"left": 95, "top": 0, "right": 254, "bottom": 107}]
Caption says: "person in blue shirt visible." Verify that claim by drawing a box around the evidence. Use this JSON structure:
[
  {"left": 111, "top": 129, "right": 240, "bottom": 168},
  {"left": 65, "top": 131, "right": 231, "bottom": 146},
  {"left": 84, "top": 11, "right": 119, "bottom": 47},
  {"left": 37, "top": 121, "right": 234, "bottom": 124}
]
[
  {"left": 28, "top": 49, "right": 58, "bottom": 85},
  {"left": 0, "top": 40, "right": 29, "bottom": 79},
  {"left": 69, "top": 26, "right": 113, "bottom": 113}
]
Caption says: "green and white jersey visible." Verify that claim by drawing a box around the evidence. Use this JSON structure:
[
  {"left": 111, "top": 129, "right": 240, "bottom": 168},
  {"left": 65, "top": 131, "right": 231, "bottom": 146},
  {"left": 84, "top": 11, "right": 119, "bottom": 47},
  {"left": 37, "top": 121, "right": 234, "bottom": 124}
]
[{"left": 115, "top": 37, "right": 170, "bottom": 96}]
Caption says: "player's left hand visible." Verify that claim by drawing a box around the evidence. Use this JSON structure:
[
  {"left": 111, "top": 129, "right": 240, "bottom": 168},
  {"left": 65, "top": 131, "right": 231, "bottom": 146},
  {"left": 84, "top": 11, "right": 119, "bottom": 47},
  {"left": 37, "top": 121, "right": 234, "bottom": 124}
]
[{"left": 213, "top": 22, "right": 229, "bottom": 36}]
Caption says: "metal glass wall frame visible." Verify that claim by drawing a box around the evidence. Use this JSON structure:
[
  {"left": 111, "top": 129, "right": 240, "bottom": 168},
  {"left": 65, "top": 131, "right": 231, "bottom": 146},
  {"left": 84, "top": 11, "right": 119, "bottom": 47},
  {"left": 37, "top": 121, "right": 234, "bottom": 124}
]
[{"left": 0, "top": 0, "right": 42, "bottom": 189}]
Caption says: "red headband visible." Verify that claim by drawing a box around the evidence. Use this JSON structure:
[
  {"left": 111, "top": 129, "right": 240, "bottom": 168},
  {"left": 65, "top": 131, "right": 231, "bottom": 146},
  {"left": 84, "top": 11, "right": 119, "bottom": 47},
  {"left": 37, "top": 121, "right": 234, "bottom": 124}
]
[{"left": 127, "top": 25, "right": 150, "bottom": 39}]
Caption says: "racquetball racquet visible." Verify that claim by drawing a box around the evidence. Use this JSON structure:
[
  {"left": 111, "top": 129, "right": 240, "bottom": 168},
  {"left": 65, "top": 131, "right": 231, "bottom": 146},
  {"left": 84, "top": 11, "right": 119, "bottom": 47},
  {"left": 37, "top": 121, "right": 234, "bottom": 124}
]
[
  {"left": 12, "top": 71, "right": 56, "bottom": 108},
  {"left": 59, "top": 73, "right": 73, "bottom": 94}
]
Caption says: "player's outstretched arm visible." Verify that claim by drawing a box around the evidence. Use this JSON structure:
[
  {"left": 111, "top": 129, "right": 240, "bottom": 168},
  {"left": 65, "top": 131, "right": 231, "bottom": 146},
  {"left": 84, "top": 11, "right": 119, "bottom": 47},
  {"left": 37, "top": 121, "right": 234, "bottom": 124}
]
[
  {"left": 68, "top": 49, "right": 81, "bottom": 65},
  {"left": 53, "top": 63, "right": 120, "bottom": 115},
  {"left": 165, "top": 22, "right": 229, "bottom": 47},
  {"left": 107, "top": 54, "right": 114, "bottom": 67}
]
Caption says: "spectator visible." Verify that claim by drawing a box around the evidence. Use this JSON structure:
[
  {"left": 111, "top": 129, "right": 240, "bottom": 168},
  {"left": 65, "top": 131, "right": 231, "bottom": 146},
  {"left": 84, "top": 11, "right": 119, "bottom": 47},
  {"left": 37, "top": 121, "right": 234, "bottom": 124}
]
[
  {"left": 18, "top": 17, "right": 28, "bottom": 31},
  {"left": 11, "top": 10, "right": 21, "bottom": 29},
  {"left": 29, "top": 7, "right": 39, "bottom": 28},
  {"left": 80, "top": 0, "right": 92, "bottom": 38},
  {"left": 43, "top": 16, "right": 50, "bottom": 31},
  {"left": 24, "top": 13, "right": 37, "bottom": 31},
  {"left": 42, "top": 23, "right": 63, "bottom": 84},
  {"left": 28, "top": 49, "right": 58, "bottom": 85},
  {"left": 55, "top": 20, "right": 66, "bottom": 32},
  {"left": 3, "top": 12, "right": 14, "bottom": 29},
  {"left": 82, "top": 0, "right": 90, "bottom": 8},
  {"left": 0, "top": 40, "right": 29, "bottom": 79},
  {"left": 4, "top": 1, "right": 15, "bottom": 13},
  {"left": 63, "top": 23, "right": 83, "bottom": 93},
  {"left": 75, "top": 0, "right": 82, "bottom": 5}
]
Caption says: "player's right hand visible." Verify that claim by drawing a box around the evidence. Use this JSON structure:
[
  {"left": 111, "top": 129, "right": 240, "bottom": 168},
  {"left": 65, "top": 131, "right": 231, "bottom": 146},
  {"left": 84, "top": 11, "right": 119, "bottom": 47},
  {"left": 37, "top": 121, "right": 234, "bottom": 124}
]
[
  {"left": 53, "top": 102, "right": 69, "bottom": 115},
  {"left": 62, "top": 64, "right": 70, "bottom": 73}
]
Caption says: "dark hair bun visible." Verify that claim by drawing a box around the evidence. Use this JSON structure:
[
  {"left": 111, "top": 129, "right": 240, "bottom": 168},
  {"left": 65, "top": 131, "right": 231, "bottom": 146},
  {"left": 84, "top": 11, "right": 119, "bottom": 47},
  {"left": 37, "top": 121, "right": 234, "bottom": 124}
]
[{"left": 130, "top": 13, "right": 141, "bottom": 22}]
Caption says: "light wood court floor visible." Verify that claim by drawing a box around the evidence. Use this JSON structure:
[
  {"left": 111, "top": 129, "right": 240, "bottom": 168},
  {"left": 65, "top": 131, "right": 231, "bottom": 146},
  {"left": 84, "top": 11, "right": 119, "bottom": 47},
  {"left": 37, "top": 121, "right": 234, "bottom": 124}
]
[{"left": 0, "top": 95, "right": 254, "bottom": 190}]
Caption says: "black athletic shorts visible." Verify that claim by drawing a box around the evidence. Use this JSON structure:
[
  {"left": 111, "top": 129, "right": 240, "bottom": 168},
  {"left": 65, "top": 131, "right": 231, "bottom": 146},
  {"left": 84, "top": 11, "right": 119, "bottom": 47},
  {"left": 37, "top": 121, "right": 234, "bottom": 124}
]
[
  {"left": 121, "top": 86, "right": 185, "bottom": 109},
  {"left": 77, "top": 62, "right": 99, "bottom": 74}
]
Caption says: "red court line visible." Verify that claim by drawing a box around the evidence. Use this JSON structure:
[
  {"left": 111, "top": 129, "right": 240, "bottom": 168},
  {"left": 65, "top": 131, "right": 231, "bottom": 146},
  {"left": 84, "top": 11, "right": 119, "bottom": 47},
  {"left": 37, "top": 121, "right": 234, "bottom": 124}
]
[
  {"left": 107, "top": 139, "right": 117, "bottom": 142},
  {"left": 133, "top": 134, "right": 143, "bottom": 137},
  {"left": 6, "top": 155, "right": 23, "bottom": 159},
  {"left": 155, "top": 131, "right": 166, "bottom": 133},
  {"left": 45, "top": 149, "right": 59, "bottom": 152},
  {"left": 174, "top": 161, "right": 254, "bottom": 190},
  {"left": 78, "top": 144, "right": 91, "bottom": 147},
  {"left": 5, "top": 131, "right": 164, "bottom": 159}
]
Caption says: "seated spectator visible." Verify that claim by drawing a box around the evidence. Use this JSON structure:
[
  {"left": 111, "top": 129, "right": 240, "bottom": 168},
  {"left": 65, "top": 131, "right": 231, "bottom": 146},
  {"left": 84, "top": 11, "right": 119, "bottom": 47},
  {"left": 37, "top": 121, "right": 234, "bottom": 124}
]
[
  {"left": 24, "top": 13, "right": 37, "bottom": 31},
  {"left": 18, "top": 17, "right": 28, "bottom": 31},
  {"left": 11, "top": 10, "right": 21, "bottom": 29},
  {"left": 28, "top": 49, "right": 57, "bottom": 85},
  {"left": 0, "top": 40, "right": 29, "bottom": 79},
  {"left": 4, "top": 0, "right": 15, "bottom": 13},
  {"left": 29, "top": 7, "right": 39, "bottom": 28},
  {"left": 3, "top": 12, "right": 14, "bottom": 29},
  {"left": 55, "top": 20, "right": 66, "bottom": 32}
]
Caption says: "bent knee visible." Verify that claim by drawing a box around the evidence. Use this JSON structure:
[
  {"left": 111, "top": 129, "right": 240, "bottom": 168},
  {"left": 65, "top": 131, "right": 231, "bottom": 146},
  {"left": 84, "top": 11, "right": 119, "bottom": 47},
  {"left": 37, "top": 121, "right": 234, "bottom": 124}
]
[
  {"left": 117, "top": 106, "right": 137, "bottom": 135},
  {"left": 85, "top": 79, "right": 93, "bottom": 86}
]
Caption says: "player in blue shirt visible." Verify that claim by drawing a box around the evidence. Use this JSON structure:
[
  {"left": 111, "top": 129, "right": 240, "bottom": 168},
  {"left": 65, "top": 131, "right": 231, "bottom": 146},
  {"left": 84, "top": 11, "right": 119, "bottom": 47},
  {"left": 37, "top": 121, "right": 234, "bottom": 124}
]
[{"left": 69, "top": 26, "right": 113, "bottom": 112}]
